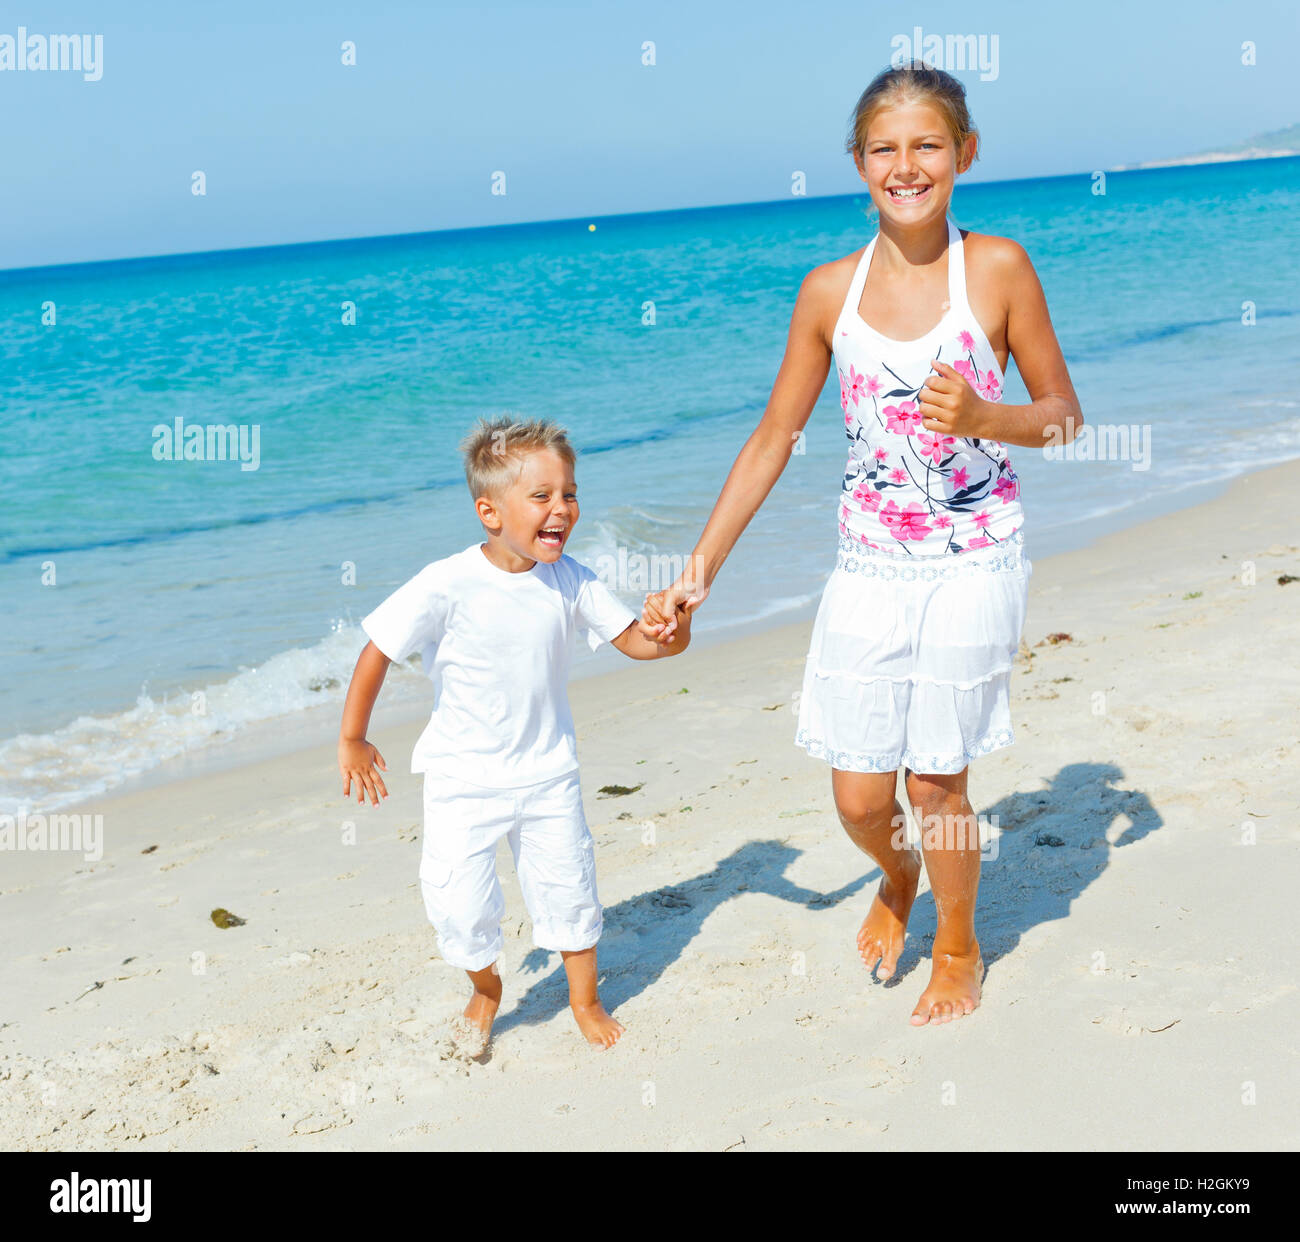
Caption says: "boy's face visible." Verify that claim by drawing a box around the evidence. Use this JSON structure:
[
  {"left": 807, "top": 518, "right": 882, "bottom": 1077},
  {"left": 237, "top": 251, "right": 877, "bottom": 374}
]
[{"left": 479, "top": 448, "right": 579, "bottom": 565}]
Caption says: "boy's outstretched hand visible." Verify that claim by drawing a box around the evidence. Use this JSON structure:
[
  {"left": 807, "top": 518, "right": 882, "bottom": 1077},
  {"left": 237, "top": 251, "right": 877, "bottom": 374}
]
[{"left": 339, "top": 737, "right": 389, "bottom": 805}]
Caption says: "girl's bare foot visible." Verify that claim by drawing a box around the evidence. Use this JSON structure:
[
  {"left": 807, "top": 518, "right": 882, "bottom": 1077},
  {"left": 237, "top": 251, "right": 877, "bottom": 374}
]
[
  {"left": 857, "top": 848, "right": 922, "bottom": 980},
  {"left": 571, "top": 1001, "right": 624, "bottom": 1049},
  {"left": 910, "top": 944, "right": 984, "bottom": 1026}
]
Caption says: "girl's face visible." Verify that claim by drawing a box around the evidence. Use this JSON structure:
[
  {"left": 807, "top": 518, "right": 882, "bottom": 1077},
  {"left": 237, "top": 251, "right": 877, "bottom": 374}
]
[{"left": 853, "top": 99, "right": 972, "bottom": 226}]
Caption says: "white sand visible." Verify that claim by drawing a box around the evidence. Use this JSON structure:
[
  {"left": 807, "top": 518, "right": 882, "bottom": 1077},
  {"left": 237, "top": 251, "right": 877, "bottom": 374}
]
[{"left": 3, "top": 461, "right": 1298, "bottom": 1151}]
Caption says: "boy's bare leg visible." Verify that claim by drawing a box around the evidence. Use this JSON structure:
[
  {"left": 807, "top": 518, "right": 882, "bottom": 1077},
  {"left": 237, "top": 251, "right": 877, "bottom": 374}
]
[
  {"left": 832, "top": 769, "right": 922, "bottom": 981},
  {"left": 460, "top": 962, "right": 502, "bottom": 1045},
  {"left": 561, "top": 947, "right": 624, "bottom": 1049},
  {"left": 906, "top": 769, "right": 984, "bottom": 1026}
]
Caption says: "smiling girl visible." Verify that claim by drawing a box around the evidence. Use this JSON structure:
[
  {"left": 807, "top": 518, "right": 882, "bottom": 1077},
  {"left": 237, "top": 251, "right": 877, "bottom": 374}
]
[{"left": 644, "top": 62, "right": 1082, "bottom": 1026}]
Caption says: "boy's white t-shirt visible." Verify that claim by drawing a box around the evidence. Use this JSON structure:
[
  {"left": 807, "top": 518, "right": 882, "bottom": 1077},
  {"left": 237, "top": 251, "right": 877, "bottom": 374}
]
[{"left": 362, "top": 543, "right": 637, "bottom": 788}]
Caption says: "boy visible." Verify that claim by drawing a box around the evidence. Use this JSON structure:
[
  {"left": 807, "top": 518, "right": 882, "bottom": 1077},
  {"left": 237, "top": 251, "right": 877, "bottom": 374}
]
[{"left": 337, "top": 417, "right": 690, "bottom": 1052}]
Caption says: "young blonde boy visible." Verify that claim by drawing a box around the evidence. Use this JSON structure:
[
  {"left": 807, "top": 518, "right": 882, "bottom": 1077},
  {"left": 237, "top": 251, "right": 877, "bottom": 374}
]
[{"left": 337, "top": 417, "right": 690, "bottom": 1051}]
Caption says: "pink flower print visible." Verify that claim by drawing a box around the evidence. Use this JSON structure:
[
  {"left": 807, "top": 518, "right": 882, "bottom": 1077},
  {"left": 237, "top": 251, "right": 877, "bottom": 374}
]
[
  {"left": 878, "top": 500, "right": 931, "bottom": 541},
  {"left": 967, "top": 535, "right": 993, "bottom": 549},
  {"left": 977, "top": 369, "right": 1002, "bottom": 401},
  {"left": 884, "top": 401, "right": 923, "bottom": 436},
  {"left": 933, "top": 514, "right": 952, "bottom": 529},
  {"left": 958, "top": 330, "right": 975, "bottom": 352},
  {"left": 874, "top": 447, "right": 890, "bottom": 462},
  {"left": 845, "top": 365, "right": 868, "bottom": 407},
  {"left": 992, "top": 474, "right": 1019, "bottom": 504},
  {"left": 856, "top": 486, "right": 882, "bottom": 511},
  {"left": 952, "top": 358, "right": 978, "bottom": 387},
  {"left": 863, "top": 373, "right": 883, "bottom": 398},
  {"left": 951, "top": 466, "right": 969, "bottom": 488},
  {"left": 839, "top": 372, "right": 849, "bottom": 413},
  {"left": 889, "top": 467, "right": 907, "bottom": 484},
  {"left": 917, "top": 430, "right": 956, "bottom": 464},
  {"left": 972, "top": 510, "right": 992, "bottom": 529}
]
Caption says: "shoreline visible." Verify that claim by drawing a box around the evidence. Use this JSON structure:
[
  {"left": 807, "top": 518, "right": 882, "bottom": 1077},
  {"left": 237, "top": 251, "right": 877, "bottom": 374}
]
[
  {"left": 2, "top": 457, "right": 1298, "bottom": 1149},
  {"left": 34, "top": 450, "right": 1297, "bottom": 816}
]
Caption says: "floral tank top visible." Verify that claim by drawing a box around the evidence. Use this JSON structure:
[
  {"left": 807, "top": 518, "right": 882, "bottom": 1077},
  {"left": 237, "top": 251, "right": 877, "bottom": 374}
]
[{"left": 835, "top": 215, "right": 1023, "bottom": 557}]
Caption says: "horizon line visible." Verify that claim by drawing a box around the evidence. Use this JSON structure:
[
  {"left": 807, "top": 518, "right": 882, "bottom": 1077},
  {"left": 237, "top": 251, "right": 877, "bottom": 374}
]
[{"left": 5, "top": 154, "right": 1295, "bottom": 281}]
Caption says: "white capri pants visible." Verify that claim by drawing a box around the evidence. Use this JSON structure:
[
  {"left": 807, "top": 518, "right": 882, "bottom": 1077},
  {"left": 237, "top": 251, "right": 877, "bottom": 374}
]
[{"left": 419, "top": 768, "right": 602, "bottom": 971}]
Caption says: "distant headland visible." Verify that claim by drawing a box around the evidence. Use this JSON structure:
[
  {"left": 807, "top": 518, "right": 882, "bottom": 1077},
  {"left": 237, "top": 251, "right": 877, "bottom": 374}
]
[{"left": 1110, "top": 122, "right": 1300, "bottom": 170}]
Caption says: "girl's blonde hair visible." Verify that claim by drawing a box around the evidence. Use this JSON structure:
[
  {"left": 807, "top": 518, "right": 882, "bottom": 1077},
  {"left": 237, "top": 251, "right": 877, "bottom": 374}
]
[
  {"left": 458, "top": 415, "right": 576, "bottom": 502},
  {"left": 844, "top": 61, "right": 980, "bottom": 169}
]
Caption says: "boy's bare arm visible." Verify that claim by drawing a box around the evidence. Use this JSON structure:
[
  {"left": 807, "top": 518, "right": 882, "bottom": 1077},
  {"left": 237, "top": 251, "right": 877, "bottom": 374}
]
[
  {"left": 608, "top": 604, "right": 692, "bottom": 661},
  {"left": 338, "top": 640, "right": 392, "bottom": 805}
]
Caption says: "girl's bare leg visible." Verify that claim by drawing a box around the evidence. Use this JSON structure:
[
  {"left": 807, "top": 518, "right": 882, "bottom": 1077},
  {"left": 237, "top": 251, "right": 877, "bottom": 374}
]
[
  {"left": 904, "top": 767, "right": 985, "bottom": 1026},
  {"left": 832, "top": 768, "right": 923, "bottom": 981},
  {"left": 561, "top": 947, "right": 624, "bottom": 1049}
]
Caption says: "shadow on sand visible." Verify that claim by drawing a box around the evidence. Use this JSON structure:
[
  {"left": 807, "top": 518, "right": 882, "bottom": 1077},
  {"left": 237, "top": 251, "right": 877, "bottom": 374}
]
[
  {"left": 882, "top": 760, "right": 1164, "bottom": 986},
  {"left": 492, "top": 838, "right": 867, "bottom": 1036},
  {"left": 491, "top": 760, "right": 1162, "bottom": 1027}
]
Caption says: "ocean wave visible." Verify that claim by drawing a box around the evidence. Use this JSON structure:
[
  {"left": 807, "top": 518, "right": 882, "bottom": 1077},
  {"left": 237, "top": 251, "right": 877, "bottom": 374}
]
[{"left": 0, "top": 622, "right": 426, "bottom": 816}]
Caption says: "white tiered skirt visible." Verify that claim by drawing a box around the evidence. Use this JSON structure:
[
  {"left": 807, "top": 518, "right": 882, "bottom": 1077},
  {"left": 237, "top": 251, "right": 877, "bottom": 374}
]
[{"left": 795, "top": 530, "right": 1032, "bottom": 775}]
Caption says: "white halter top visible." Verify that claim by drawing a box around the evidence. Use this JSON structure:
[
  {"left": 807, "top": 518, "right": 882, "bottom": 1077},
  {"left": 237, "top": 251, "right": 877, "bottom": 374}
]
[{"left": 834, "top": 215, "right": 1023, "bottom": 558}]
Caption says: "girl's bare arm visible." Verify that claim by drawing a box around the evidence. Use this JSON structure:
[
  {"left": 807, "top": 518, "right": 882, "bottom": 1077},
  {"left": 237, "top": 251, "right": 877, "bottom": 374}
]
[{"left": 981, "top": 240, "right": 1083, "bottom": 448}]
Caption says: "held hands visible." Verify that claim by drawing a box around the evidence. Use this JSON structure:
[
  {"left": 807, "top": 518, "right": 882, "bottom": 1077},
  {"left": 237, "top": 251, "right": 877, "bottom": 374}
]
[
  {"left": 339, "top": 736, "right": 388, "bottom": 806},
  {"left": 642, "top": 580, "right": 707, "bottom": 645},
  {"left": 919, "top": 359, "right": 990, "bottom": 439}
]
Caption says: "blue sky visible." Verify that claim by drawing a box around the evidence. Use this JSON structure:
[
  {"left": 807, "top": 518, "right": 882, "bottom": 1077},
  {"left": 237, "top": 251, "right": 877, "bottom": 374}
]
[{"left": 2, "top": 0, "right": 1294, "bottom": 269}]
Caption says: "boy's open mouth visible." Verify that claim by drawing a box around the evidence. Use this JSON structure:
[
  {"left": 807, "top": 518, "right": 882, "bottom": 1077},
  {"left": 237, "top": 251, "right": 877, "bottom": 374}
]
[
  {"left": 537, "top": 526, "right": 566, "bottom": 548},
  {"left": 886, "top": 184, "right": 931, "bottom": 203}
]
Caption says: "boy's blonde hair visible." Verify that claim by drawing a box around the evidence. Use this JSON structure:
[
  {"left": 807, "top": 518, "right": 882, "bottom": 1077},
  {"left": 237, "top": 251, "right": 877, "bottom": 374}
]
[{"left": 458, "top": 416, "right": 577, "bottom": 503}]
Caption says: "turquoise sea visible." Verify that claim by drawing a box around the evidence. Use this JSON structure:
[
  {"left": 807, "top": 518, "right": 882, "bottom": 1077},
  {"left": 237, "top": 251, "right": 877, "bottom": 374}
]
[{"left": 3, "top": 156, "right": 1299, "bottom": 812}]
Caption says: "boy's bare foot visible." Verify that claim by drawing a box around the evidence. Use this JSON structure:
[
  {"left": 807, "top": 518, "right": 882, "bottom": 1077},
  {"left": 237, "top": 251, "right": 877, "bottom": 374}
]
[
  {"left": 559, "top": 946, "right": 622, "bottom": 1048},
  {"left": 464, "top": 989, "right": 500, "bottom": 1037},
  {"left": 857, "top": 848, "right": 922, "bottom": 980},
  {"left": 452, "top": 965, "right": 502, "bottom": 1057},
  {"left": 910, "top": 944, "right": 984, "bottom": 1026},
  {"left": 571, "top": 1001, "right": 625, "bottom": 1049}
]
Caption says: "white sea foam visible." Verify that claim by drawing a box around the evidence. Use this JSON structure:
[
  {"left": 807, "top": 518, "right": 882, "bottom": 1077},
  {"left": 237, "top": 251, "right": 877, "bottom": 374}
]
[{"left": 0, "top": 622, "right": 428, "bottom": 816}]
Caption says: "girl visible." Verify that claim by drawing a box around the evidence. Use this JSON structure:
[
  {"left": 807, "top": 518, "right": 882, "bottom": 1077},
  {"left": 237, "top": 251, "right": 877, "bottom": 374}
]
[{"left": 644, "top": 63, "right": 1082, "bottom": 1026}]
